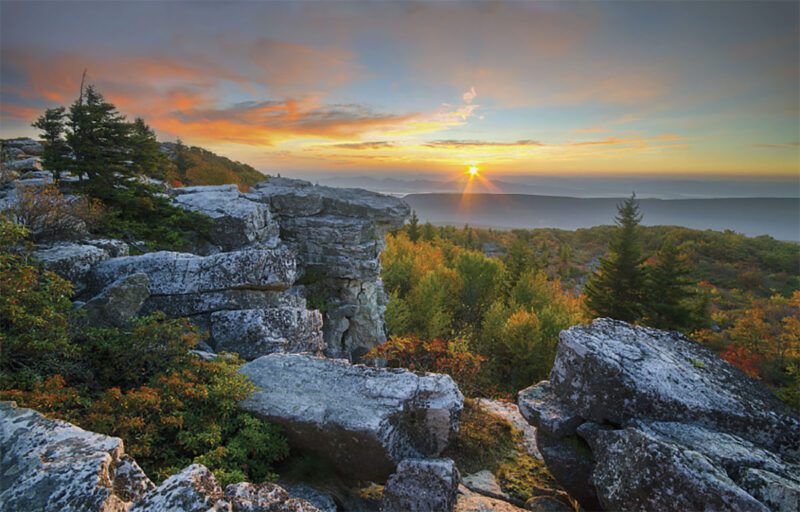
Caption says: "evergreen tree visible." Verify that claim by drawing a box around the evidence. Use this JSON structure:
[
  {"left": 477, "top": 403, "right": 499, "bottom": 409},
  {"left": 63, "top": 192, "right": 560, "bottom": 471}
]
[
  {"left": 128, "top": 118, "right": 168, "bottom": 178},
  {"left": 584, "top": 194, "right": 646, "bottom": 322},
  {"left": 504, "top": 236, "right": 536, "bottom": 282},
  {"left": 643, "top": 240, "right": 696, "bottom": 331},
  {"left": 420, "top": 222, "right": 437, "bottom": 241},
  {"left": 407, "top": 210, "right": 420, "bottom": 242},
  {"left": 31, "top": 107, "right": 70, "bottom": 181},
  {"left": 66, "top": 85, "right": 131, "bottom": 189},
  {"left": 174, "top": 138, "right": 191, "bottom": 180}
]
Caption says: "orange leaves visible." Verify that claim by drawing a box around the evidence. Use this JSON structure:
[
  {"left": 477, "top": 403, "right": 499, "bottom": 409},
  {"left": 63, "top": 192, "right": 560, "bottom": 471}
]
[{"left": 366, "top": 335, "right": 486, "bottom": 396}]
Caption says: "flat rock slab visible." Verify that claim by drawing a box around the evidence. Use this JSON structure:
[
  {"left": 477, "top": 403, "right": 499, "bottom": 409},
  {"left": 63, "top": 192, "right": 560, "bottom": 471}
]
[
  {"left": 0, "top": 401, "right": 153, "bottom": 512},
  {"left": 88, "top": 248, "right": 296, "bottom": 297},
  {"left": 239, "top": 354, "right": 464, "bottom": 481}
]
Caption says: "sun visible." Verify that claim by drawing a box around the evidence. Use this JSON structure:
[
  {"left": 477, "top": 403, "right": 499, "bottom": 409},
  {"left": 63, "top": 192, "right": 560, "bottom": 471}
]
[{"left": 468, "top": 165, "right": 480, "bottom": 177}]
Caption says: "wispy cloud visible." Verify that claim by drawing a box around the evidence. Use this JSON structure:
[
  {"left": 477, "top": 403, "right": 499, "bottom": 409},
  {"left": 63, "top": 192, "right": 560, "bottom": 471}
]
[{"left": 425, "top": 139, "right": 544, "bottom": 149}]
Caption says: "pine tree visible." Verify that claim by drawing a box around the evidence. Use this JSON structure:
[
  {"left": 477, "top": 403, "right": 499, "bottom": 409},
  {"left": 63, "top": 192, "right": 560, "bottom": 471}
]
[
  {"left": 128, "top": 118, "right": 168, "bottom": 178},
  {"left": 407, "top": 210, "right": 420, "bottom": 242},
  {"left": 420, "top": 222, "right": 437, "bottom": 241},
  {"left": 66, "top": 85, "right": 131, "bottom": 189},
  {"left": 32, "top": 107, "right": 70, "bottom": 181},
  {"left": 584, "top": 194, "right": 646, "bottom": 322},
  {"left": 643, "top": 240, "right": 696, "bottom": 331},
  {"left": 174, "top": 138, "right": 191, "bottom": 177},
  {"left": 504, "top": 236, "right": 536, "bottom": 282}
]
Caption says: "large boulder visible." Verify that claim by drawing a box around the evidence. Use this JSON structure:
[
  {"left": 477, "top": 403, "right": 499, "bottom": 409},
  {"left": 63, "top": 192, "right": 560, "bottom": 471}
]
[
  {"left": 130, "top": 464, "right": 320, "bottom": 512},
  {"left": 33, "top": 242, "right": 111, "bottom": 293},
  {"left": 0, "top": 401, "right": 154, "bottom": 512},
  {"left": 518, "top": 319, "right": 800, "bottom": 512},
  {"left": 210, "top": 307, "right": 324, "bottom": 360},
  {"left": 172, "top": 185, "right": 280, "bottom": 251},
  {"left": 381, "top": 458, "right": 460, "bottom": 512},
  {"left": 239, "top": 354, "right": 464, "bottom": 481}
]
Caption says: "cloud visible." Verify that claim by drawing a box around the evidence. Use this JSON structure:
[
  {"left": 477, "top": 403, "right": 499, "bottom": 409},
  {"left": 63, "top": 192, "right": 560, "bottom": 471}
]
[
  {"left": 462, "top": 87, "right": 477, "bottom": 104},
  {"left": 326, "top": 141, "right": 396, "bottom": 150},
  {"left": 425, "top": 139, "right": 544, "bottom": 148}
]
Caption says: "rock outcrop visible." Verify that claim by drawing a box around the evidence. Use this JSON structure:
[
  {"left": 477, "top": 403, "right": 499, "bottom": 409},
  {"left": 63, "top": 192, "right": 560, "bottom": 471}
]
[
  {"left": 518, "top": 318, "right": 800, "bottom": 512},
  {"left": 0, "top": 401, "right": 154, "bottom": 512},
  {"left": 172, "top": 184, "right": 279, "bottom": 251},
  {"left": 239, "top": 353, "right": 464, "bottom": 481},
  {"left": 247, "top": 177, "right": 409, "bottom": 360},
  {"left": 381, "top": 458, "right": 460, "bottom": 512},
  {"left": 84, "top": 248, "right": 324, "bottom": 357}
]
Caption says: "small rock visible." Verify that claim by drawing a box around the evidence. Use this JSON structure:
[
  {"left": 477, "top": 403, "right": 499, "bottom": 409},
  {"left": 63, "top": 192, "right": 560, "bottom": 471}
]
[
  {"left": 5, "top": 157, "right": 42, "bottom": 171},
  {"left": 381, "top": 458, "right": 460, "bottom": 512},
  {"left": 462, "top": 470, "right": 510, "bottom": 502}
]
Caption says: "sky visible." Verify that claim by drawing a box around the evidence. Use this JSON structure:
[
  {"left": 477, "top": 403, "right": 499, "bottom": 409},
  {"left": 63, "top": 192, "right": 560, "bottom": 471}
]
[{"left": 1, "top": 1, "right": 799, "bottom": 180}]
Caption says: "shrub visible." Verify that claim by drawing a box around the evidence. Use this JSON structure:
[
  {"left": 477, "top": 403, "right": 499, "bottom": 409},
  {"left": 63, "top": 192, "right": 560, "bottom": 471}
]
[
  {"left": 13, "top": 184, "right": 103, "bottom": 242},
  {"left": 0, "top": 220, "right": 75, "bottom": 388},
  {"left": 366, "top": 335, "right": 486, "bottom": 396},
  {"left": 0, "top": 221, "right": 289, "bottom": 484}
]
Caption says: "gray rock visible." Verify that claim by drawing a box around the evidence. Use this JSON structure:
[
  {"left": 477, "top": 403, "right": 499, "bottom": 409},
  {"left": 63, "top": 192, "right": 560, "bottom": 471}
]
[
  {"left": 580, "top": 423, "right": 771, "bottom": 512},
  {"left": 5, "top": 157, "right": 42, "bottom": 171},
  {"left": 172, "top": 185, "right": 280, "bottom": 251},
  {"left": 518, "top": 319, "right": 800, "bottom": 512},
  {"left": 224, "top": 482, "right": 321, "bottom": 511},
  {"left": 381, "top": 458, "right": 460, "bottom": 512},
  {"left": 249, "top": 177, "right": 409, "bottom": 359},
  {"left": 88, "top": 248, "right": 296, "bottom": 298},
  {"left": 33, "top": 242, "right": 110, "bottom": 292},
  {"left": 281, "top": 483, "right": 338, "bottom": 512},
  {"left": 2, "top": 137, "right": 40, "bottom": 148},
  {"left": 81, "top": 273, "right": 150, "bottom": 327},
  {"left": 239, "top": 354, "right": 464, "bottom": 481},
  {"left": 84, "top": 238, "right": 130, "bottom": 257},
  {"left": 210, "top": 307, "right": 324, "bottom": 360},
  {"left": 129, "top": 464, "right": 223, "bottom": 512},
  {"left": 20, "top": 143, "right": 44, "bottom": 156},
  {"left": 141, "top": 287, "right": 306, "bottom": 318},
  {"left": 551, "top": 319, "right": 799, "bottom": 458},
  {"left": 0, "top": 401, "right": 154, "bottom": 512}
]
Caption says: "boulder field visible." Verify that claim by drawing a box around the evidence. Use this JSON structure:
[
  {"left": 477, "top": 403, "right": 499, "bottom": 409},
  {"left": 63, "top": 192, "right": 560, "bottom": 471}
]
[{"left": 518, "top": 318, "right": 800, "bottom": 512}]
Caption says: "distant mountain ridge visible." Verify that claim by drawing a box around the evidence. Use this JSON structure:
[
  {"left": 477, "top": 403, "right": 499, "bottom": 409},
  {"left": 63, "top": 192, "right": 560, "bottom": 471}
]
[{"left": 404, "top": 193, "right": 800, "bottom": 241}]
